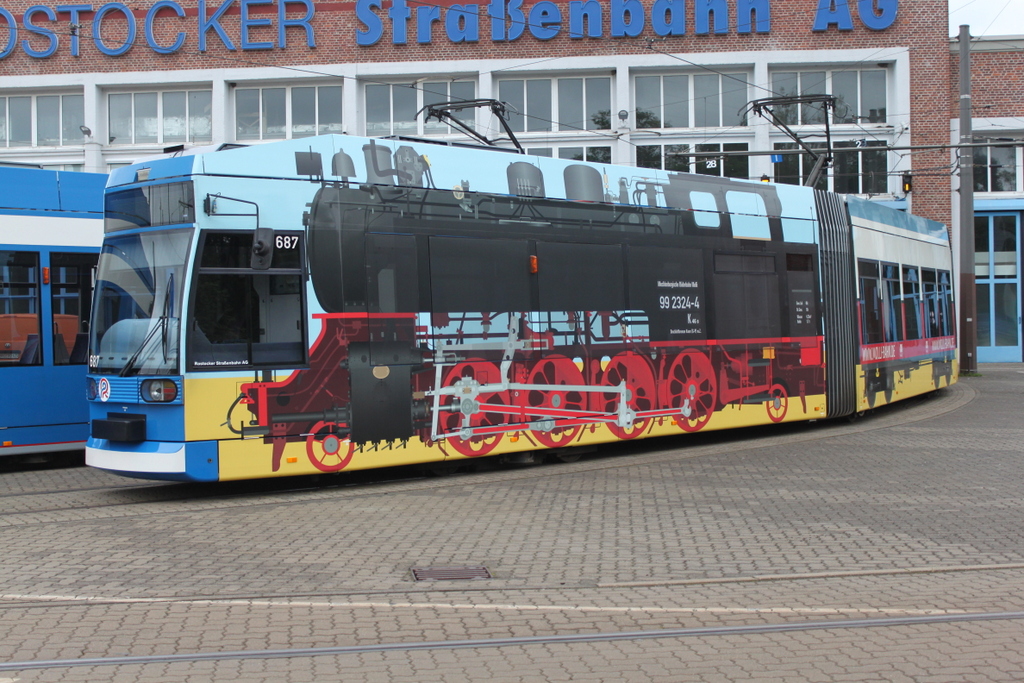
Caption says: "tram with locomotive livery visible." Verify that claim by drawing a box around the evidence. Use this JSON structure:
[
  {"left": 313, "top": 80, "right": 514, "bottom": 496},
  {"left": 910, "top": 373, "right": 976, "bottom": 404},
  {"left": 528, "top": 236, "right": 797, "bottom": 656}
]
[{"left": 84, "top": 135, "right": 956, "bottom": 481}]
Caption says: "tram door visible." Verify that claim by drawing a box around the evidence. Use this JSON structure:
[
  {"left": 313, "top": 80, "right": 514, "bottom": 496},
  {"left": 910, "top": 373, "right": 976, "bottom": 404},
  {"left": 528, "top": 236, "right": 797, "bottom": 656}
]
[{"left": 975, "top": 213, "right": 1022, "bottom": 362}]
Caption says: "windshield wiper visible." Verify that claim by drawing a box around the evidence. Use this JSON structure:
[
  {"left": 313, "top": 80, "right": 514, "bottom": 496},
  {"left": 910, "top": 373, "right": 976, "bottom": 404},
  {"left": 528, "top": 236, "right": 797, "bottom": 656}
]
[
  {"left": 120, "top": 272, "right": 176, "bottom": 377},
  {"left": 119, "top": 315, "right": 167, "bottom": 377}
]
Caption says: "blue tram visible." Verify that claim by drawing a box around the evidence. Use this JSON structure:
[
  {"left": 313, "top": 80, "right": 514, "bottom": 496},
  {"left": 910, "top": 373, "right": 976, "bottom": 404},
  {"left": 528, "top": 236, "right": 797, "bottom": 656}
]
[
  {"left": 82, "top": 136, "right": 956, "bottom": 481},
  {"left": 0, "top": 166, "right": 105, "bottom": 458}
]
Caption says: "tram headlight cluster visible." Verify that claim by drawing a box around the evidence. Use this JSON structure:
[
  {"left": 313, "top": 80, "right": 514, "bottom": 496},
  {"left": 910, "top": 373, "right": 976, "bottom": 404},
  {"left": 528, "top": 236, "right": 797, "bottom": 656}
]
[
  {"left": 86, "top": 378, "right": 97, "bottom": 400},
  {"left": 142, "top": 379, "right": 178, "bottom": 403}
]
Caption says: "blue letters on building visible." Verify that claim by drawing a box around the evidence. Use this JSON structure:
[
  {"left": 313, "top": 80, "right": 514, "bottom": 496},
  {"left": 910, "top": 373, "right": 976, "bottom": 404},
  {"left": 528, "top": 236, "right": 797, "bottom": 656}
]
[
  {"left": 0, "top": 0, "right": 315, "bottom": 58},
  {"left": 0, "top": 0, "right": 900, "bottom": 57}
]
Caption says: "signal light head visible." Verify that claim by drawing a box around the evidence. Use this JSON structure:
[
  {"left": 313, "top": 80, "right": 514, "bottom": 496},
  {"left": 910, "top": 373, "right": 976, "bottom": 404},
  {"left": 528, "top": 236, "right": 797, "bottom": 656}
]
[{"left": 142, "top": 379, "right": 178, "bottom": 402}]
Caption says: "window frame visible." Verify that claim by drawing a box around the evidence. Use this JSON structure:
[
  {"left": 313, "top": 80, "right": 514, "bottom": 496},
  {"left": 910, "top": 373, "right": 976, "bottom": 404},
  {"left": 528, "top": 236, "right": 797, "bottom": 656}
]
[
  {"left": 108, "top": 89, "right": 212, "bottom": 146},
  {"left": 637, "top": 142, "right": 751, "bottom": 180},
  {"left": 0, "top": 93, "right": 84, "bottom": 148},
  {"left": 496, "top": 76, "right": 612, "bottom": 134},
  {"left": 634, "top": 72, "right": 748, "bottom": 130},
  {"left": 973, "top": 144, "right": 1021, "bottom": 193},
  {"left": 0, "top": 250, "right": 42, "bottom": 366},
  {"left": 770, "top": 69, "right": 888, "bottom": 126},
  {"left": 364, "top": 80, "right": 476, "bottom": 137},
  {"left": 771, "top": 141, "right": 890, "bottom": 195},
  {"left": 188, "top": 230, "right": 308, "bottom": 372},
  {"left": 235, "top": 83, "right": 344, "bottom": 142}
]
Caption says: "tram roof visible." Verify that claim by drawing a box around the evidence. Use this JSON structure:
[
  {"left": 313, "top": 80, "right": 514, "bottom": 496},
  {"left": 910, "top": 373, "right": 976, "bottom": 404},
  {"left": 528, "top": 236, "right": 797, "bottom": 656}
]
[
  {"left": 0, "top": 166, "right": 105, "bottom": 218},
  {"left": 847, "top": 195, "right": 949, "bottom": 243}
]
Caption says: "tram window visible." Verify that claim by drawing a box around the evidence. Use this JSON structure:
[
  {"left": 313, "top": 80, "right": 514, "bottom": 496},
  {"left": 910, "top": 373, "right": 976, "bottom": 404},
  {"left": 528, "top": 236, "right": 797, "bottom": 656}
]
[
  {"left": 725, "top": 191, "right": 770, "bottom": 240},
  {"left": 882, "top": 263, "right": 903, "bottom": 342},
  {"left": 105, "top": 182, "right": 195, "bottom": 233},
  {"left": 690, "top": 192, "right": 721, "bottom": 228},
  {"left": 537, "top": 242, "right": 625, "bottom": 311},
  {"left": 50, "top": 252, "right": 97, "bottom": 365},
  {"left": 429, "top": 237, "right": 531, "bottom": 313},
  {"left": 922, "top": 269, "right": 936, "bottom": 336},
  {"left": 200, "top": 232, "right": 302, "bottom": 270},
  {"left": 859, "top": 260, "right": 883, "bottom": 345},
  {"left": 189, "top": 231, "right": 306, "bottom": 370},
  {"left": 902, "top": 266, "right": 921, "bottom": 341},
  {"left": 937, "top": 270, "right": 953, "bottom": 337},
  {"left": 0, "top": 251, "right": 41, "bottom": 366}
]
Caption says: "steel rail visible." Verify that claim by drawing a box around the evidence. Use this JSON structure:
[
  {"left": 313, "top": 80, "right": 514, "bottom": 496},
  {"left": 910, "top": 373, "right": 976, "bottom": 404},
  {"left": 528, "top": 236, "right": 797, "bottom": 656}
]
[{"left": 2, "top": 610, "right": 1023, "bottom": 672}]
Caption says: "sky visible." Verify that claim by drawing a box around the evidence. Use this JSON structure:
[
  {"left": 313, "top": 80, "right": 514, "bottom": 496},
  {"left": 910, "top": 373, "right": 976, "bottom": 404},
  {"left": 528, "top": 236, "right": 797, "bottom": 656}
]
[{"left": 949, "top": 0, "right": 1024, "bottom": 37}]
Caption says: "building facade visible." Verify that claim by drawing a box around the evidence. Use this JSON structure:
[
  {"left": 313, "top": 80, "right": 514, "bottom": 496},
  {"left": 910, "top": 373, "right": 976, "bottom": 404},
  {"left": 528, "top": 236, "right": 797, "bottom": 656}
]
[{"left": 951, "top": 35, "right": 1024, "bottom": 362}]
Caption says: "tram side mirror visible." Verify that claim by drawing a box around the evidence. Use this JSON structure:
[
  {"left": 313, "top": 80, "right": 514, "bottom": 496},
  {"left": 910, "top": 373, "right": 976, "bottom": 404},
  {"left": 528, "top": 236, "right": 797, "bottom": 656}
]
[{"left": 251, "top": 227, "right": 275, "bottom": 270}]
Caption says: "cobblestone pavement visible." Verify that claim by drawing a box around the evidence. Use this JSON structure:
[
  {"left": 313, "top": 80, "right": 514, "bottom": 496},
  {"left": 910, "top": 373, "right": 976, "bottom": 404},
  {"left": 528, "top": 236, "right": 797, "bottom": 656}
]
[{"left": 1, "top": 367, "right": 1023, "bottom": 681}]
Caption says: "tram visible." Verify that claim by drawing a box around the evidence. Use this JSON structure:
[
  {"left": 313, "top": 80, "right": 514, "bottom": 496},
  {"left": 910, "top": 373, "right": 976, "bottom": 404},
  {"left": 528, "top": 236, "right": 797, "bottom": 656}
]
[
  {"left": 1, "top": 166, "right": 105, "bottom": 458},
  {"left": 84, "top": 135, "right": 956, "bottom": 481}
]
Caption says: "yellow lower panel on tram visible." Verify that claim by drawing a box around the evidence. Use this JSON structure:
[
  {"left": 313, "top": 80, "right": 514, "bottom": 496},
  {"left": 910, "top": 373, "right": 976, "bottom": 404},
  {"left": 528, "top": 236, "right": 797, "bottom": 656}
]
[{"left": 185, "top": 375, "right": 829, "bottom": 481}]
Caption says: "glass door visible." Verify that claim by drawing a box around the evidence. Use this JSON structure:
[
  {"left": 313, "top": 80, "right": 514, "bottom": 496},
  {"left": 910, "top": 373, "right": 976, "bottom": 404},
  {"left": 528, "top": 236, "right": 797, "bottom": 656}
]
[{"left": 975, "top": 213, "right": 1022, "bottom": 362}]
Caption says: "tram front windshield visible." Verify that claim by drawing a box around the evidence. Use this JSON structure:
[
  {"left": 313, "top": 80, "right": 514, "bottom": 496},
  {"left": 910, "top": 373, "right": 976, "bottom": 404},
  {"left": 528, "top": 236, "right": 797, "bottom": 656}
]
[{"left": 89, "top": 230, "right": 190, "bottom": 376}]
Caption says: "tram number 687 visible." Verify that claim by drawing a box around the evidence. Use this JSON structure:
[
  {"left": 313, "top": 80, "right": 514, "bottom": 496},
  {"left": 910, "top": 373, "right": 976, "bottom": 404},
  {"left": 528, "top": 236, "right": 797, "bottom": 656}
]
[{"left": 276, "top": 235, "right": 299, "bottom": 249}]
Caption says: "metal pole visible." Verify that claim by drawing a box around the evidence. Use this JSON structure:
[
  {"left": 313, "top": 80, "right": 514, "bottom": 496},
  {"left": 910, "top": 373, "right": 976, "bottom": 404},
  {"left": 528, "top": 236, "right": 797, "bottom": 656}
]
[{"left": 958, "top": 24, "right": 977, "bottom": 373}]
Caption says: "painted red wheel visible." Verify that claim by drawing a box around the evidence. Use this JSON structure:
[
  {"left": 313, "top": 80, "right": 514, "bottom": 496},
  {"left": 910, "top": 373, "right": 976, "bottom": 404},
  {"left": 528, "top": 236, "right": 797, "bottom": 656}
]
[
  {"left": 598, "top": 353, "right": 656, "bottom": 439},
  {"left": 525, "top": 355, "right": 587, "bottom": 448},
  {"left": 661, "top": 350, "right": 717, "bottom": 432},
  {"left": 439, "top": 360, "right": 508, "bottom": 457},
  {"left": 306, "top": 421, "right": 355, "bottom": 472},
  {"left": 766, "top": 383, "right": 788, "bottom": 422}
]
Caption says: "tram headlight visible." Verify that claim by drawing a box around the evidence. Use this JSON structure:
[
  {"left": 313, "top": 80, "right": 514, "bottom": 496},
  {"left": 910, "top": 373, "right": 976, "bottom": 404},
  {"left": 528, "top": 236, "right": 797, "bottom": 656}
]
[
  {"left": 142, "top": 379, "right": 178, "bottom": 402},
  {"left": 86, "top": 378, "right": 97, "bottom": 400}
]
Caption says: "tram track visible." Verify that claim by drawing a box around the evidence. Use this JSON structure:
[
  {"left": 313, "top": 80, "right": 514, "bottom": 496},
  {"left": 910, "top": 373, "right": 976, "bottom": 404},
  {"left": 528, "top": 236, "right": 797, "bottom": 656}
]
[
  {"left": 1, "top": 609, "right": 1023, "bottom": 672},
  {"left": 0, "top": 482, "right": 162, "bottom": 498},
  {"left": 3, "top": 559, "right": 1023, "bottom": 612}
]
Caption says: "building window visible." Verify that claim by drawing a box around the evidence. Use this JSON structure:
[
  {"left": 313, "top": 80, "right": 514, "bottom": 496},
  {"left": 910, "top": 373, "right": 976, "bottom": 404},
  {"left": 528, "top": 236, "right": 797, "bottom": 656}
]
[
  {"left": 635, "top": 74, "right": 747, "bottom": 129},
  {"left": 421, "top": 81, "right": 476, "bottom": 134},
  {"left": 366, "top": 81, "right": 475, "bottom": 137},
  {"left": 635, "top": 75, "right": 688, "bottom": 128},
  {"left": 774, "top": 141, "right": 888, "bottom": 194},
  {"left": 109, "top": 91, "right": 212, "bottom": 145},
  {"left": 834, "top": 140, "right": 888, "bottom": 194},
  {"left": 518, "top": 146, "right": 612, "bottom": 163},
  {"left": 974, "top": 145, "right": 1019, "bottom": 193},
  {"left": 499, "top": 79, "right": 552, "bottom": 132},
  {"left": 637, "top": 143, "right": 750, "bottom": 179},
  {"left": 636, "top": 144, "right": 690, "bottom": 172},
  {"left": 559, "top": 146, "right": 611, "bottom": 163},
  {"left": 559, "top": 78, "right": 611, "bottom": 131},
  {"left": 771, "top": 70, "right": 886, "bottom": 125},
  {"left": 236, "top": 85, "right": 342, "bottom": 141},
  {"left": 498, "top": 77, "right": 611, "bottom": 132},
  {"left": 0, "top": 94, "right": 84, "bottom": 147}
]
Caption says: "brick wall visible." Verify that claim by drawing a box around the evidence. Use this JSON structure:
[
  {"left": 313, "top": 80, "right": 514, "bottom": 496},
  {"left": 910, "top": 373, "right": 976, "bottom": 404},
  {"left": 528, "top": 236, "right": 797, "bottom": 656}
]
[{"left": 0, "top": 0, "right": 953, "bottom": 222}]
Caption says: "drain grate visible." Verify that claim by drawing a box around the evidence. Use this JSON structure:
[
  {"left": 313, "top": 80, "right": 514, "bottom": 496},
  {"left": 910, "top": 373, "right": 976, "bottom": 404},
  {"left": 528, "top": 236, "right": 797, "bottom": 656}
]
[{"left": 411, "top": 566, "right": 492, "bottom": 581}]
